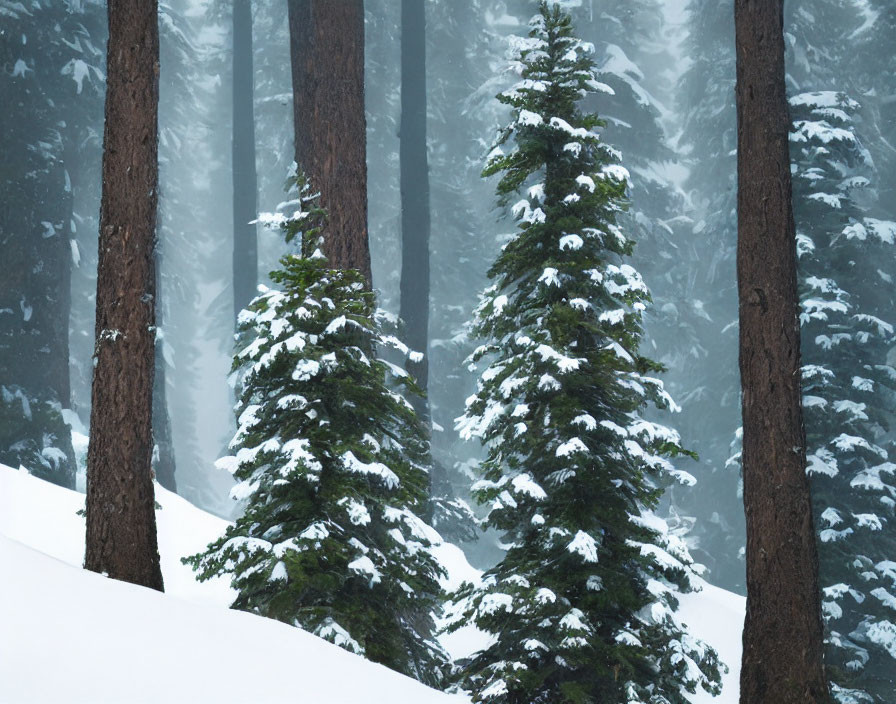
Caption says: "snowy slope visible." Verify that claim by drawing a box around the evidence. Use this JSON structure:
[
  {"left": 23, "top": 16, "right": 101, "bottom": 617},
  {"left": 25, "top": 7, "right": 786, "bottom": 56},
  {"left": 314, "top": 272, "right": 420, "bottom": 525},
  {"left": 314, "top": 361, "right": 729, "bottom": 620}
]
[
  {"left": 678, "top": 577, "right": 745, "bottom": 703},
  {"left": 0, "top": 462, "right": 233, "bottom": 608},
  {"left": 0, "top": 465, "right": 464, "bottom": 704},
  {"left": 0, "top": 464, "right": 745, "bottom": 703}
]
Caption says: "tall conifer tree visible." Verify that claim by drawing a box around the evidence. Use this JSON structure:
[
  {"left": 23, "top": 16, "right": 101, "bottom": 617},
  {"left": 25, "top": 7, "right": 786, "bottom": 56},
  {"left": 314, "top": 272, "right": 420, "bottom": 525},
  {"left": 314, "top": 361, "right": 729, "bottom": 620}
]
[
  {"left": 449, "top": 5, "right": 720, "bottom": 702},
  {"left": 399, "top": 0, "right": 431, "bottom": 419}
]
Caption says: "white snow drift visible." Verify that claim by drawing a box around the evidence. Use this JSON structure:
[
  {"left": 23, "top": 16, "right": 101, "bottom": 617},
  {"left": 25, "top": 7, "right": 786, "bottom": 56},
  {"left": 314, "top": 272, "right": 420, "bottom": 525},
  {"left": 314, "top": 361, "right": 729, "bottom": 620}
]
[{"left": 0, "top": 464, "right": 744, "bottom": 703}]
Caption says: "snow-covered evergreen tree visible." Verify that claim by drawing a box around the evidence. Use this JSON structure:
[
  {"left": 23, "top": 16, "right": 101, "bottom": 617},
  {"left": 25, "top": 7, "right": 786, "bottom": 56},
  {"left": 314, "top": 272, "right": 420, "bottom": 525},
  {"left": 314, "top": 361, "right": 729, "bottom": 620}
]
[
  {"left": 186, "top": 177, "right": 448, "bottom": 686},
  {"left": 448, "top": 5, "right": 720, "bottom": 702},
  {"left": 782, "top": 3, "right": 896, "bottom": 698},
  {"left": 792, "top": 90, "right": 896, "bottom": 704}
]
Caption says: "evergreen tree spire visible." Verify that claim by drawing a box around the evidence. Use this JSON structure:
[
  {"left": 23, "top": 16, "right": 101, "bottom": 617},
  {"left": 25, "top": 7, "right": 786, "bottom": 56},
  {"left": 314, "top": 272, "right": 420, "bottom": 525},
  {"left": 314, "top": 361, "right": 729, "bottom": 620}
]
[
  {"left": 448, "top": 4, "right": 720, "bottom": 702},
  {"left": 186, "top": 175, "right": 448, "bottom": 686}
]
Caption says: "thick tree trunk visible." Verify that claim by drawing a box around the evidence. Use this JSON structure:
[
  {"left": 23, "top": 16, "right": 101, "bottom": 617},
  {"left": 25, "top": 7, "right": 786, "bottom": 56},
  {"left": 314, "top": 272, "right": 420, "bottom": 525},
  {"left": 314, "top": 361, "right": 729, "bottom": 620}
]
[
  {"left": 85, "top": 0, "right": 164, "bottom": 592},
  {"left": 287, "top": 0, "right": 370, "bottom": 283},
  {"left": 735, "top": 1, "right": 828, "bottom": 701},
  {"left": 399, "top": 0, "right": 430, "bottom": 418},
  {"left": 232, "top": 0, "right": 258, "bottom": 323}
]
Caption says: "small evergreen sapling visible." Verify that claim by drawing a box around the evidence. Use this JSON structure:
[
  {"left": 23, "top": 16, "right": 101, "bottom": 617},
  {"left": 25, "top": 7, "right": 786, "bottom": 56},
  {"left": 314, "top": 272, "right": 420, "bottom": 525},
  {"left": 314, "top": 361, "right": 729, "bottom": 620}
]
[
  {"left": 186, "top": 176, "right": 448, "bottom": 685},
  {"left": 448, "top": 4, "right": 721, "bottom": 702}
]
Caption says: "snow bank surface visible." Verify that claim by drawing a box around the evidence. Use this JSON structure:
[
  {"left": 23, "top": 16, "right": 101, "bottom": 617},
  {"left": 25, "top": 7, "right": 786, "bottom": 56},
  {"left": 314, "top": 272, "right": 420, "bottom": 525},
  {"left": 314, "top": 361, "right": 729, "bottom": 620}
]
[
  {"left": 0, "top": 464, "right": 745, "bottom": 703},
  {"left": 0, "top": 465, "right": 463, "bottom": 704},
  {"left": 677, "top": 577, "right": 745, "bottom": 703}
]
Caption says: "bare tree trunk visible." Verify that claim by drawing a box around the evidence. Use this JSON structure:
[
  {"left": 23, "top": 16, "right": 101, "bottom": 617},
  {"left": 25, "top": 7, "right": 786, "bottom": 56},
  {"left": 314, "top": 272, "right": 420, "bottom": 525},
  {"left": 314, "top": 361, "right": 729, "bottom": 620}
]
[
  {"left": 399, "top": 0, "right": 430, "bottom": 418},
  {"left": 735, "top": 1, "right": 828, "bottom": 701},
  {"left": 287, "top": 0, "right": 370, "bottom": 283},
  {"left": 85, "top": 0, "right": 164, "bottom": 592},
  {"left": 232, "top": 0, "right": 258, "bottom": 323}
]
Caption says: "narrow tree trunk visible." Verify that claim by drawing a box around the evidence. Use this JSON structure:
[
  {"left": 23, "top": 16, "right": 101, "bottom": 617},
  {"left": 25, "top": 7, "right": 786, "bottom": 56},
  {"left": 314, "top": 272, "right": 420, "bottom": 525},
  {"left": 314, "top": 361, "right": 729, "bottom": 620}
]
[
  {"left": 232, "top": 0, "right": 258, "bottom": 322},
  {"left": 85, "top": 0, "right": 164, "bottom": 592},
  {"left": 399, "top": 0, "right": 430, "bottom": 418},
  {"left": 735, "top": 1, "right": 828, "bottom": 701},
  {"left": 287, "top": 0, "right": 370, "bottom": 283}
]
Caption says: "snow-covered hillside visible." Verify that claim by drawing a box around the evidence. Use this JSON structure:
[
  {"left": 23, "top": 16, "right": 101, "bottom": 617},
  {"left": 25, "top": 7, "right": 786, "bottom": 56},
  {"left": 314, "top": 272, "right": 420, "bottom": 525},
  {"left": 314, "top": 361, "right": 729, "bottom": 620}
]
[{"left": 0, "top": 464, "right": 745, "bottom": 703}]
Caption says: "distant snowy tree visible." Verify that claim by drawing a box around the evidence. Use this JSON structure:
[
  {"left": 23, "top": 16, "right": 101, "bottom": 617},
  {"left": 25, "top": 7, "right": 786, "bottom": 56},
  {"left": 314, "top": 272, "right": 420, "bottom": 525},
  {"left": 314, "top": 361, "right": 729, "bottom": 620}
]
[
  {"left": 784, "top": 3, "right": 896, "bottom": 699},
  {"left": 566, "top": 0, "right": 726, "bottom": 590},
  {"left": 790, "top": 94, "right": 896, "bottom": 704},
  {"left": 425, "top": 0, "right": 522, "bottom": 553},
  {"left": 851, "top": 1, "right": 896, "bottom": 269},
  {"left": 447, "top": 5, "right": 720, "bottom": 702},
  {"left": 156, "top": 2, "right": 225, "bottom": 500},
  {"left": 675, "top": 0, "right": 745, "bottom": 592},
  {"left": 187, "top": 178, "right": 448, "bottom": 686},
  {"left": 0, "top": 0, "right": 108, "bottom": 487}
]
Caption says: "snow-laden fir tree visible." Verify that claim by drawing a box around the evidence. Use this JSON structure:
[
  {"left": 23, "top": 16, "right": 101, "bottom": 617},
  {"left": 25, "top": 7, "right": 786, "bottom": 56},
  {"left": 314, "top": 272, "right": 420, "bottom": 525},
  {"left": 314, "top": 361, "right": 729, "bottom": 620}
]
[
  {"left": 792, "top": 91, "right": 896, "bottom": 704},
  {"left": 448, "top": 4, "right": 721, "bottom": 702},
  {"left": 186, "top": 177, "right": 448, "bottom": 686}
]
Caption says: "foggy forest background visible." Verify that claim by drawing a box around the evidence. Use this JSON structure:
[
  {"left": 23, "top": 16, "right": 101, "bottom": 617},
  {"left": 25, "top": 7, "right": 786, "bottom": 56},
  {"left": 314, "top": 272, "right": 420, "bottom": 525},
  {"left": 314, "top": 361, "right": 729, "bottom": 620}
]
[
  {"left": 2, "top": 0, "right": 895, "bottom": 700},
  {"left": 4, "top": 0, "right": 895, "bottom": 590}
]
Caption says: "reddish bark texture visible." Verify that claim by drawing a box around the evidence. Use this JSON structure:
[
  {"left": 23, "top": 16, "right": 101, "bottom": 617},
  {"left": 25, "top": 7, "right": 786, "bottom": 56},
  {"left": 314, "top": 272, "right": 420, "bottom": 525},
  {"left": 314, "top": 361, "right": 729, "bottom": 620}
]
[
  {"left": 84, "top": 0, "right": 164, "bottom": 592},
  {"left": 735, "top": 1, "right": 828, "bottom": 701},
  {"left": 288, "top": 0, "right": 371, "bottom": 284}
]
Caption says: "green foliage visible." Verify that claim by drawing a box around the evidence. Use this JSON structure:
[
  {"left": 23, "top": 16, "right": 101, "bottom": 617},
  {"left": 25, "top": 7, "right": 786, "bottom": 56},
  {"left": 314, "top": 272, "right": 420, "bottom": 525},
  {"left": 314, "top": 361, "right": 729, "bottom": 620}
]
[
  {"left": 791, "top": 91, "right": 896, "bottom": 704},
  {"left": 185, "top": 178, "right": 448, "bottom": 686},
  {"left": 449, "top": 4, "right": 720, "bottom": 702}
]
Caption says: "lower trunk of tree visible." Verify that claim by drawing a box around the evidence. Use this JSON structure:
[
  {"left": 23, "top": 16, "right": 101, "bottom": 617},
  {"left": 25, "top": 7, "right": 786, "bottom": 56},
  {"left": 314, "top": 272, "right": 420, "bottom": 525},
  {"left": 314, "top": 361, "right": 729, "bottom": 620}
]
[
  {"left": 735, "top": 1, "right": 828, "bottom": 701},
  {"left": 84, "top": 0, "right": 164, "bottom": 592},
  {"left": 288, "top": 0, "right": 370, "bottom": 283}
]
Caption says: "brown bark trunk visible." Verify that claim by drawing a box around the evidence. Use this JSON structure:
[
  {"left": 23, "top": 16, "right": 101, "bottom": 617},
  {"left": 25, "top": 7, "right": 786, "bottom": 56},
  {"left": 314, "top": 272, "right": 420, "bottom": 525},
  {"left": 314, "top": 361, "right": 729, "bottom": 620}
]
[
  {"left": 85, "top": 0, "right": 164, "bottom": 592},
  {"left": 735, "top": 1, "right": 828, "bottom": 701},
  {"left": 288, "top": 0, "right": 370, "bottom": 283}
]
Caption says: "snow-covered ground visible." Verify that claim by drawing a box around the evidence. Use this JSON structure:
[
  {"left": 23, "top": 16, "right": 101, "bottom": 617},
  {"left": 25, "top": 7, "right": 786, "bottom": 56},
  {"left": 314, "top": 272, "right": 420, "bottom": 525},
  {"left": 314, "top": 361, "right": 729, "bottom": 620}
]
[{"left": 0, "top": 464, "right": 745, "bottom": 703}]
